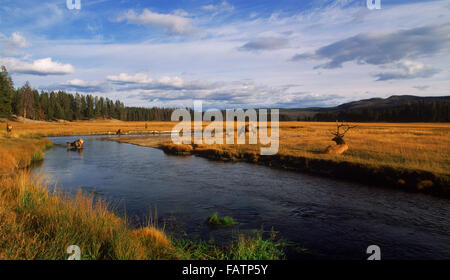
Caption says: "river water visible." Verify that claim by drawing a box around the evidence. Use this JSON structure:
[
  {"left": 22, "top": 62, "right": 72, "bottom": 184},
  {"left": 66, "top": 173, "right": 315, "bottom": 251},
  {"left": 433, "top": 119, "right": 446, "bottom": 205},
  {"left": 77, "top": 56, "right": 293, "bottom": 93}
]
[{"left": 32, "top": 135, "right": 450, "bottom": 259}]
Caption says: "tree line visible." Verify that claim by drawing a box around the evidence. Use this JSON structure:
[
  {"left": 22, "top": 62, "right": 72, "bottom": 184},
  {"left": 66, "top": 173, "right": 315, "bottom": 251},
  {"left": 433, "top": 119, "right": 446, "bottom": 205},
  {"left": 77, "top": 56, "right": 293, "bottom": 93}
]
[{"left": 0, "top": 66, "right": 174, "bottom": 121}]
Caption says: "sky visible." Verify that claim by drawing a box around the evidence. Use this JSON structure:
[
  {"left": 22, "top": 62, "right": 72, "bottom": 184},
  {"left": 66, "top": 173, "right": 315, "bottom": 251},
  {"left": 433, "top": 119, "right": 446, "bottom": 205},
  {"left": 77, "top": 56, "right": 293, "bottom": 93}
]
[{"left": 0, "top": 0, "right": 449, "bottom": 109}]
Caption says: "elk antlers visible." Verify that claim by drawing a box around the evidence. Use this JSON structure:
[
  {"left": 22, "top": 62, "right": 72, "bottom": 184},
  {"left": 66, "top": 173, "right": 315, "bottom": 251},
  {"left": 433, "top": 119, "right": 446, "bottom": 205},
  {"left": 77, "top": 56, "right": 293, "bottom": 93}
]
[{"left": 330, "top": 121, "right": 357, "bottom": 145}]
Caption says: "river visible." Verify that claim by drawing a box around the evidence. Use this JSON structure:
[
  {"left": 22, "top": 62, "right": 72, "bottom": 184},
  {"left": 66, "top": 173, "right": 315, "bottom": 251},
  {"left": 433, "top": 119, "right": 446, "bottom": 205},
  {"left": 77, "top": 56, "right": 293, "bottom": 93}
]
[{"left": 31, "top": 135, "right": 450, "bottom": 260}]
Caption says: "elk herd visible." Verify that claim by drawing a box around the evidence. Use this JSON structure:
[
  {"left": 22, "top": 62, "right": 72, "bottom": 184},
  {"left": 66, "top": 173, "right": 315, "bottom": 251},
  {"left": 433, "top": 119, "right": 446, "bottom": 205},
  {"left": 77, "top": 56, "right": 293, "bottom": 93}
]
[{"left": 5, "top": 120, "right": 354, "bottom": 155}]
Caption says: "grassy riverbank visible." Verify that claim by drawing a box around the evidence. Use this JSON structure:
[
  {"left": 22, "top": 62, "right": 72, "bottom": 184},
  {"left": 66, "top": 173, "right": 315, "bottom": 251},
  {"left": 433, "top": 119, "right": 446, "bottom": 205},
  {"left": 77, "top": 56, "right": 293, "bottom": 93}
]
[
  {"left": 110, "top": 122, "right": 450, "bottom": 197},
  {"left": 0, "top": 132, "right": 284, "bottom": 260},
  {"left": 4, "top": 119, "right": 448, "bottom": 195}
]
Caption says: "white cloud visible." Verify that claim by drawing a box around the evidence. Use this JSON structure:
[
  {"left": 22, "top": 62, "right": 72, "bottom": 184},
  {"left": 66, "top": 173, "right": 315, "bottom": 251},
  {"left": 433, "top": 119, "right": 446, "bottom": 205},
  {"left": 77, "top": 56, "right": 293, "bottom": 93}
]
[
  {"left": 107, "top": 73, "right": 153, "bottom": 84},
  {"left": 65, "top": 79, "right": 102, "bottom": 87},
  {"left": 374, "top": 61, "right": 440, "bottom": 81},
  {"left": 0, "top": 32, "right": 28, "bottom": 56},
  {"left": 9, "top": 33, "right": 28, "bottom": 48},
  {"left": 108, "top": 72, "right": 223, "bottom": 91},
  {"left": 0, "top": 57, "right": 75, "bottom": 76},
  {"left": 44, "top": 79, "right": 108, "bottom": 93},
  {"left": 116, "top": 9, "right": 196, "bottom": 35},
  {"left": 128, "top": 79, "right": 344, "bottom": 109}
]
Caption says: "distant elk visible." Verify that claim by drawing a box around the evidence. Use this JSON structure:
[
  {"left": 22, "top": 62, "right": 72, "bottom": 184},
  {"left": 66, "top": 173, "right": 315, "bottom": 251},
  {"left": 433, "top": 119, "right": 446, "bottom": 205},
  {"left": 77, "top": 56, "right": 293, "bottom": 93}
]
[
  {"left": 6, "top": 122, "right": 12, "bottom": 134},
  {"left": 324, "top": 121, "right": 357, "bottom": 155},
  {"left": 67, "top": 139, "right": 84, "bottom": 150},
  {"left": 116, "top": 129, "right": 122, "bottom": 136}
]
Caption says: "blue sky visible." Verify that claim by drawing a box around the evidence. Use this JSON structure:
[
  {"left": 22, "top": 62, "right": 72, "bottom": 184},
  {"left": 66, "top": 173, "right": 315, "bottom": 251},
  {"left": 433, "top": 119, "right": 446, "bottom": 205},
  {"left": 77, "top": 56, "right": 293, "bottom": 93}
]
[{"left": 0, "top": 0, "right": 449, "bottom": 109}]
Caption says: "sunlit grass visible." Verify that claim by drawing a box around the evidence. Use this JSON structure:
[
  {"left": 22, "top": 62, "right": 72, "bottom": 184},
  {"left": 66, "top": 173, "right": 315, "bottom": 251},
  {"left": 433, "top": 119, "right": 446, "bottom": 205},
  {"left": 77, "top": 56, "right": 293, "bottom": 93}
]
[{"left": 131, "top": 121, "right": 450, "bottom": 176}]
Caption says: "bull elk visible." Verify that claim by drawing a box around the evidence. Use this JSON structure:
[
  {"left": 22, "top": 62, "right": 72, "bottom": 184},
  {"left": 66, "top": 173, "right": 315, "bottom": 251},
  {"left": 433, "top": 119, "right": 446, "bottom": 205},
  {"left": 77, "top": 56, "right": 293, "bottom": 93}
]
[
  {"left": 6, "top": 122, "right": 12, "bottom": 133},
  {"left": 67, "top": 139, "right": 84, "bottom": 150},
  {"left": 325, "top": 121, "right": 356, "bottom": 155}
]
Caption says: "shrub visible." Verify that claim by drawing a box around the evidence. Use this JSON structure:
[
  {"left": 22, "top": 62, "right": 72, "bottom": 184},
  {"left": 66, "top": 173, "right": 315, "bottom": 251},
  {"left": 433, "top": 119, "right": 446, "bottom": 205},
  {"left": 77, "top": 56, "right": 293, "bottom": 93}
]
[{"left": 208, "top": 212, "right": 236, "bottom": 227}]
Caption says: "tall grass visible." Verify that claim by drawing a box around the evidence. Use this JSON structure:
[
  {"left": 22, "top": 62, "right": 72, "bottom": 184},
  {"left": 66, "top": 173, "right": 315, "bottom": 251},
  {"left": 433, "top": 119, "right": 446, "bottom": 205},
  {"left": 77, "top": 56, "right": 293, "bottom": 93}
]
[
  {"left": 174, "top": 230, "right": 285, "bottom": 260},
  {"left": 148, "top": 122, "right": 449, "bottom": 176},
  {"left": 4, "top": 119, "right": 449, "bottom": 176},
  {"left": 0, "top": 171, "right": 177, "bottom": 260}
]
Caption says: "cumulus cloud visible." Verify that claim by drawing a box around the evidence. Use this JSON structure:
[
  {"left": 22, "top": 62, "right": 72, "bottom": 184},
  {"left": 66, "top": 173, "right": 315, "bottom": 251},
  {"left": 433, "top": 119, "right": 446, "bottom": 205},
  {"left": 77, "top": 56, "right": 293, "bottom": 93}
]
[
  {"left": 0, "top": 57, "right": 74, "bottom": 75},
  {"left": 292, "top": 24, "right": 450, "bottom": 69},
  {"left": 239, "top": 37, "right": 289, "bottom": 51},
  {"left": 107, "top": 73, "right": 153, "bottom": 84},
  {"left": 374, "top": 61, "right": 439, "bottom": 81},
  {"left": 116, "top": 9, "right": 196, "bottom": 35},
  {"left": 0, "top": 32, "right": 28, "bottom": 56},
  {"left": 128, "top": 78, "right": 344, "bottom": 109},
  {"left": 108, "top": 72, "right": 223, "bottom": 91}
]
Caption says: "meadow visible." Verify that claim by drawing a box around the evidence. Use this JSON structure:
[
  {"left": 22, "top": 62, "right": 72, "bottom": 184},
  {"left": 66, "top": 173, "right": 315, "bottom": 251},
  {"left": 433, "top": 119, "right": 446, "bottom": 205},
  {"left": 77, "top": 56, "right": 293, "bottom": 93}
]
[
  {"left": 111, "top": 121, "right": 450, "bottom": 190},
  {"left": 5, "top": 119, "right": 449, "bottom": 176}
]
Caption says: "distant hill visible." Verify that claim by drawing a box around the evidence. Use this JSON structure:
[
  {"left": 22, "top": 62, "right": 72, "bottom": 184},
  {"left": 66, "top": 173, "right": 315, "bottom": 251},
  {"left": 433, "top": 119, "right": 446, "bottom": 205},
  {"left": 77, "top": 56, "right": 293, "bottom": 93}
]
[{"left": 279, "top": 95, "right": 450, "bottom": 122}]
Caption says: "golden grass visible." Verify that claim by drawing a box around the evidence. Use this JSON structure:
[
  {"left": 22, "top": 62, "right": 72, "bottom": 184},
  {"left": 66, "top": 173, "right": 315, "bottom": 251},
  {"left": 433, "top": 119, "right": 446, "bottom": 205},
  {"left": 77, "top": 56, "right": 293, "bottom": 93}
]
[
  {"left": 0, "top": 135, "right": 52, "bottom": 176},
  {"left": 111, "top": 121, "right": 450, "bottom": 176},
  {"left": 131, "top": 227, "right": 171, "bottom": 248},
  {"left": 277, "top": 122, "right": 450, "bottom": 175},
  {"left": 0, "top": 119, "right": 176, "bottom": 138},
  {"left": 0, "top": 171, "right": 179, "bottom": 260}
]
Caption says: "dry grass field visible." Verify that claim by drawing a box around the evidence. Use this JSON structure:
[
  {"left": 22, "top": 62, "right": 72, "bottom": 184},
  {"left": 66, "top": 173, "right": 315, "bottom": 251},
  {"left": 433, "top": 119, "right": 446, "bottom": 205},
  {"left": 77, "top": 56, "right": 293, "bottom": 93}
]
[
  {"left": 108, "top": 121, "right": 450, "bottom": 177},
  {"left": 1, "top": 119, "right": 174, "bottom": 138},
  {"left": 2, "top": 119, "right": 449, "bottom": 177}
]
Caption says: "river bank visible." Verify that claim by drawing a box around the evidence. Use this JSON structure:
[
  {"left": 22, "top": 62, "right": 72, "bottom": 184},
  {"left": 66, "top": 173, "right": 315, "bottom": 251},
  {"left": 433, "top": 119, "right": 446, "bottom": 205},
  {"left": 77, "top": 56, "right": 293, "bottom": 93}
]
[
  {"left": 3, "top": 119, "right": 449, "bottom": 197},
  {"left": 0, "top": 133, "right": 284, "bottom": 260},
  {"left": 108, "top": 135, "right": 450, "bottom": 198}
]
